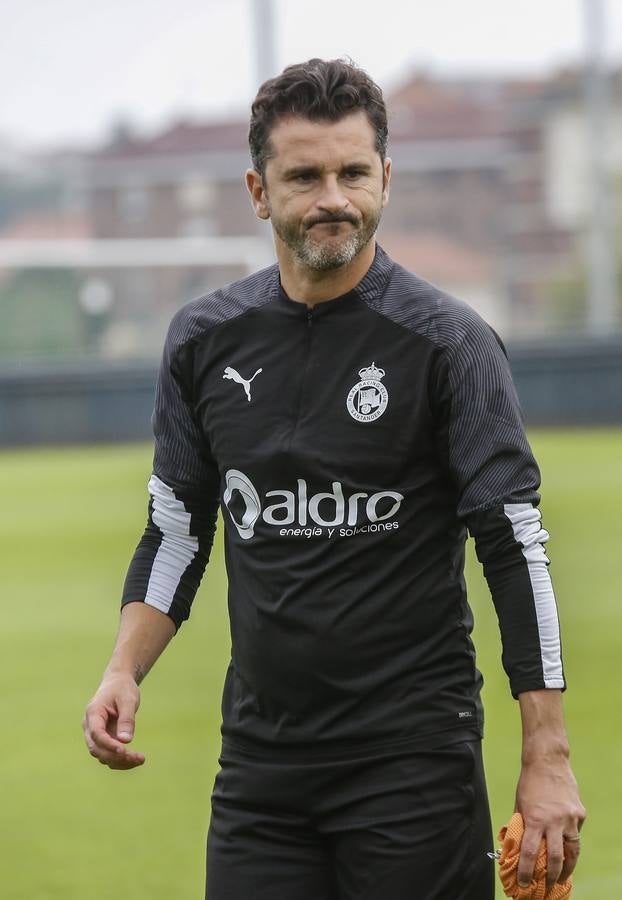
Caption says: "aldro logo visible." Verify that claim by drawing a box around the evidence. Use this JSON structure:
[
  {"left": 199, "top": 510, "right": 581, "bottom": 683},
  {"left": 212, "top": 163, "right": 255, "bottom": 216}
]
[
  {"left": 223, "top": 469, "right": 404, "bottom": 541},
  {"left": 346, "top": 362, "right": 388, "bottom": 422}
]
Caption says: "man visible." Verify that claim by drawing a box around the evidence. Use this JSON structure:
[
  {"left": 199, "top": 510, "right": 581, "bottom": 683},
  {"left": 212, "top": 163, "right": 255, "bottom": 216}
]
[{"left": 83, "top": 58, "right": 585, "bottom": 899}]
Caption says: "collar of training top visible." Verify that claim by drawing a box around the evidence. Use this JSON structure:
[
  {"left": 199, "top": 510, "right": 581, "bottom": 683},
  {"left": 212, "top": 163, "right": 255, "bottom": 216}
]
[{"left": 276, "top": 243, "right": 395, "bottom": 315}]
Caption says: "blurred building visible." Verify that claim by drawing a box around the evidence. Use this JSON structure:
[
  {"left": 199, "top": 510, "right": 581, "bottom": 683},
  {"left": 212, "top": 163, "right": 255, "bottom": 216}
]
[
  {"left": 1, "top": 65, "right": 620, "bottom": 365},
  {"left": 0, "top": 143, "right": 93, "bottom": 364},
  {"left": 369, "top": 66, "right": 620, "bottom": 335},
  {"left": 83, "top": 120, "right": 267, "bottom": 356},
  {"left": 84, "top": 65, "right": 621, "bottom": 344}
]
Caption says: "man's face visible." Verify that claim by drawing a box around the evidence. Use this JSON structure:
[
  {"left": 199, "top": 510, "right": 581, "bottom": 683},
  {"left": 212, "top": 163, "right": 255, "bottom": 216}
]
[{"left": 247, "top": 111, "right": 391, "bottom": 272}]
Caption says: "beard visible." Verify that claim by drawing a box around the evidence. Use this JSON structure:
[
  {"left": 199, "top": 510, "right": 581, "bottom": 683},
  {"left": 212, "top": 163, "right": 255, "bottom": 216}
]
[{"left": 268, "top": 203, "right": 382, "bottom": 272}]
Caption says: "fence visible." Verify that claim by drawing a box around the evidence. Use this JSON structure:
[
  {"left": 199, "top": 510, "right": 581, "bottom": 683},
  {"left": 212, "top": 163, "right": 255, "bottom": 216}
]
[{"left": 1, "top": 339, "right": 621, "bottom": 446}]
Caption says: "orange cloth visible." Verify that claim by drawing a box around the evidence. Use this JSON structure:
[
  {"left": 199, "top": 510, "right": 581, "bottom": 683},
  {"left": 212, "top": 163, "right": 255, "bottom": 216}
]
[{"left": 498, "top": 813, "right": 573, "bottom": 899}]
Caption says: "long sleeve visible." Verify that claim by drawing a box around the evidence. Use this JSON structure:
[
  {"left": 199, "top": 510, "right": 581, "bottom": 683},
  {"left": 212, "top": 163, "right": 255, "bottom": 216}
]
[
  {"left": 121, "top": 310, "right": 220, "bottom": 631},
  {"left": 432, "top": 310, "right": 565, "bottom": 697}
]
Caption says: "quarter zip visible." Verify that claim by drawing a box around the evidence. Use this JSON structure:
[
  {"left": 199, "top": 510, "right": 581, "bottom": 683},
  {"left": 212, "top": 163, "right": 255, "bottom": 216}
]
[{"left": 288, "top": 307, "right": 315, "bottom": 448}]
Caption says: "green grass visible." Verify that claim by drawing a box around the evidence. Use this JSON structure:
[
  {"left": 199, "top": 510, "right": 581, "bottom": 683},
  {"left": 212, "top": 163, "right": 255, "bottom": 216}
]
[
  {"left": 1, "top": 431, "right": 620, "bottom": 899},
  {"left": 469, "top": 429, "right": 622, "bottom": 898}
]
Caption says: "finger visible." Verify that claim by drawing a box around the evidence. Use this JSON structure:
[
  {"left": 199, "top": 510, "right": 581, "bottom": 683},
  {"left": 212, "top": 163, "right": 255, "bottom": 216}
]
[
  {"left": 560, "top": 808, "right": 586, "bottom": 882},
  {"left": 96, "top": 744, "right": 146, "bottom": 769},
  {"left": 559, "top": 837, "right": 581, "bottom": 883},
  {"left": 83, "top": 708, "right": 118, "bottom": 753},
  {"left": 114, "top": 696, "right": 138, "bottom": 743},
  {"left": 84, "top": 730, "right": 105, "bottom": 761},
  {"left": 85, "top": 725, "right": 145, "bottom": 766},
  {"left": 105, "top": 751, "right": 146, "bottom": 770},
  {"left": 87, "top": 707, "right": 130, "bottom": 755},
  {"left": 113, "top": 743, "right": 146, "bottom": 765},
  {"left": 87, "top": 739, "right": 144, "bottom": 768},
  {"left": 93, "top": 724, "right": 127, "bottom": 754},
  {"left": 545, "top": 831, "right": 564, "bottom": 887},
  {"left": 517, "top": 828, "right": 541, "bottom": 887}
]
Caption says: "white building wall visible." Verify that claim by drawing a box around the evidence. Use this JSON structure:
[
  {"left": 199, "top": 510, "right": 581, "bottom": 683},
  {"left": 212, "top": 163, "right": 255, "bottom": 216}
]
[{"left": 544, "top": 104, "right": 622, "bottom": 229}]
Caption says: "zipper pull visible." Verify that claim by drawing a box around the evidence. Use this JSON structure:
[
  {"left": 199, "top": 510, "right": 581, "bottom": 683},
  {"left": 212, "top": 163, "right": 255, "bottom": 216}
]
[{"left": 307, "top": 308, "right": 313, "bottom": 327}]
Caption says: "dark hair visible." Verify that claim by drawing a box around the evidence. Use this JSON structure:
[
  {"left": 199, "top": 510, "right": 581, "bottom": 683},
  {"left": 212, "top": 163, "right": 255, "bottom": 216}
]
[{"left": 249, "top": 58, "right": 388, "bottom": 175}]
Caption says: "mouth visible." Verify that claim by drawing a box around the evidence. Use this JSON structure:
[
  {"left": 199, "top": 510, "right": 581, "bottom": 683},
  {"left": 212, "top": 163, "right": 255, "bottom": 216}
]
[{"left": 307, "top": 219, "right": 356, "bottom": 231}]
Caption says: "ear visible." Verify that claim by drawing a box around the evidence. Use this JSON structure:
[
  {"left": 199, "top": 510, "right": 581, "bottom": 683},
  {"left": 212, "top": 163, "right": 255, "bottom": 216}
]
[
  {"left": 381, "top": 157, "right": 392, "bottom": 208},
  {"left": 245, "top": 169, "right": 270, "bottom": 220}
]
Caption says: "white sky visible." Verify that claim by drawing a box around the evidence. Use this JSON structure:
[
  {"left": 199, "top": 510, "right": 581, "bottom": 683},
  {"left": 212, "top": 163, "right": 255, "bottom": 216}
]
[{"left": 1, "top": 0, "right": 621, "bottom": 149}]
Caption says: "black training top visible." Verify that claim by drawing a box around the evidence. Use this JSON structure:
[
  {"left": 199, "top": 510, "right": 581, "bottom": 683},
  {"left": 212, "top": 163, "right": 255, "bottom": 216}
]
[{"left": 123, "top": 244, "right": 565, "bottom": 756}]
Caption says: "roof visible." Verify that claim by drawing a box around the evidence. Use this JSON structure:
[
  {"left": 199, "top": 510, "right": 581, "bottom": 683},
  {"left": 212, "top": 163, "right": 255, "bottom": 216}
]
[
  {"left": 87, "top": 65, "right": 622, "bottom": 167},
  {"left": 379, "top": 230, "right": 495, "bottom": 285},
  {"left": 388, "top": 76, "right": 503, "bottom": 141},
  {"left": 0, "top": 210, "right": 92, "bottom": 240},
  {"left": 96, "top": 119, "right": 249, "bottom": 160}
]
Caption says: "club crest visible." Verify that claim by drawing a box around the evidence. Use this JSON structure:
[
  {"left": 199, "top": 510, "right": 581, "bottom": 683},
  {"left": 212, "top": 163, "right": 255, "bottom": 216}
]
[{"left": 346, "top": 362, "right": 389, "bottom": 422}]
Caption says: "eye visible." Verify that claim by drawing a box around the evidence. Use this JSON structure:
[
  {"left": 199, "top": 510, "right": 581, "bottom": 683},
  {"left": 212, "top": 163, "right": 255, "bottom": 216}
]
[{"left": 343, "top": 168, "right": 366, "bottom": 180}]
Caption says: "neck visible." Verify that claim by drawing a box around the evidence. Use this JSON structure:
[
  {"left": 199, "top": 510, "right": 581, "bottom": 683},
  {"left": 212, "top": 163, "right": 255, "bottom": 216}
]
[{"left": 277, "top": 238, "right": 376, "bottom": 306}]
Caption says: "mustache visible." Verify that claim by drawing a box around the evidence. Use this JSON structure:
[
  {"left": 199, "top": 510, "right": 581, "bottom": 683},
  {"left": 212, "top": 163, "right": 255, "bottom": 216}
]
[{"left": 305, "top": 213, "right": 359, "bottom": 229}]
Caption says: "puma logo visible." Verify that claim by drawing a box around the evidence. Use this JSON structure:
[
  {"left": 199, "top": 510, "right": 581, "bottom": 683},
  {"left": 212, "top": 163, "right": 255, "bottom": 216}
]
[{"left": 223, "top": 366, "right": 263, "bottom": 402}]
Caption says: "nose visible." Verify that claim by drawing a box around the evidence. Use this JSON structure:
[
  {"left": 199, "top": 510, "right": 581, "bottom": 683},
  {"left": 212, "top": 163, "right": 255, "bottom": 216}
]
[{"left": 316, "top": 174, "right": 349, "bottom": 214}]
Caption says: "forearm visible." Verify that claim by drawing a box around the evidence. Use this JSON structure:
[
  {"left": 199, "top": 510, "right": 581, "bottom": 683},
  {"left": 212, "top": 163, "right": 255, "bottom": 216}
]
[
  {"left": 515, "top": 689, "right": 585, "bottom": 887},
  {"left": 519, "top": 688, "right": 570, "bottom": 763},
  {"left": 103, "top": 601, "right": 176, "bottom": 685}
]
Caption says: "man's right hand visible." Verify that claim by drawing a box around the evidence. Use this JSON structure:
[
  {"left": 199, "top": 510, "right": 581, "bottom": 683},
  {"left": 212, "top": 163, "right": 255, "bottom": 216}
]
[{"left": 83, "top": 673, "right": 146, "bottom": 770}]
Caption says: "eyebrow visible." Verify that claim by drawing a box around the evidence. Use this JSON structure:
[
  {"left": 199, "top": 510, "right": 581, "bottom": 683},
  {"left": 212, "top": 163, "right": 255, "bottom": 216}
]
[
  {"left": 282, "top": 161, "right": 374, "bottom": 179},
  {"left": 282, "top": 164, "right": 321, "bottom": 179}
]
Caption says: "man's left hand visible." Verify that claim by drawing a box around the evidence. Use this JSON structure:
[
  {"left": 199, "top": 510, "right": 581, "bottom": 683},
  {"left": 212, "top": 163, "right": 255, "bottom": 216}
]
[{"left": 515, "top": 753, "right": 586, "bottom": 889}]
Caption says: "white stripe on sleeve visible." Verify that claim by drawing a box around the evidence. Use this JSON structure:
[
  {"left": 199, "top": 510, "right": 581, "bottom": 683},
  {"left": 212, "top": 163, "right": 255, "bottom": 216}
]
[
  {"left": 145, "top": 475, "right": 199, "bottom": 615},
  {"left": 503, "top": 503, "right": 565, "bottom": 689}
]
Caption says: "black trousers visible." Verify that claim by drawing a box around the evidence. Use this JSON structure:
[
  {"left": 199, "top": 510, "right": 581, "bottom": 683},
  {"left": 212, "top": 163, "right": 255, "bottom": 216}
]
[{"left": 206, "top": 738, "right": 495, "bottom": 900}]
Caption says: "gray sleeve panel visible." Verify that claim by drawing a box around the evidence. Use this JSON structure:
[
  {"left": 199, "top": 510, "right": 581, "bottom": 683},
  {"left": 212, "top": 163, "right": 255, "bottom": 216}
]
[
  {"left": 151, "top": 317, "right": 214, "bottom": 489},
  {"left": 434, "top": 307, "right": 541, "bottom": 518}
]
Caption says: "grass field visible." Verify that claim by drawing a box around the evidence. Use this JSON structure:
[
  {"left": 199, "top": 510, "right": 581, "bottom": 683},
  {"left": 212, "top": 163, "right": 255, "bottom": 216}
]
[{"left": 1, "top": 430, "right": 620, "bottom": 899}]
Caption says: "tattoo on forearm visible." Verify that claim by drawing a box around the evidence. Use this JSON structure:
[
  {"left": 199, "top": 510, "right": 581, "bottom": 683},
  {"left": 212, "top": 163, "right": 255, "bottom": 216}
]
[{"left": 133, "top": 662, "right": 147, "bottom": 685}]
